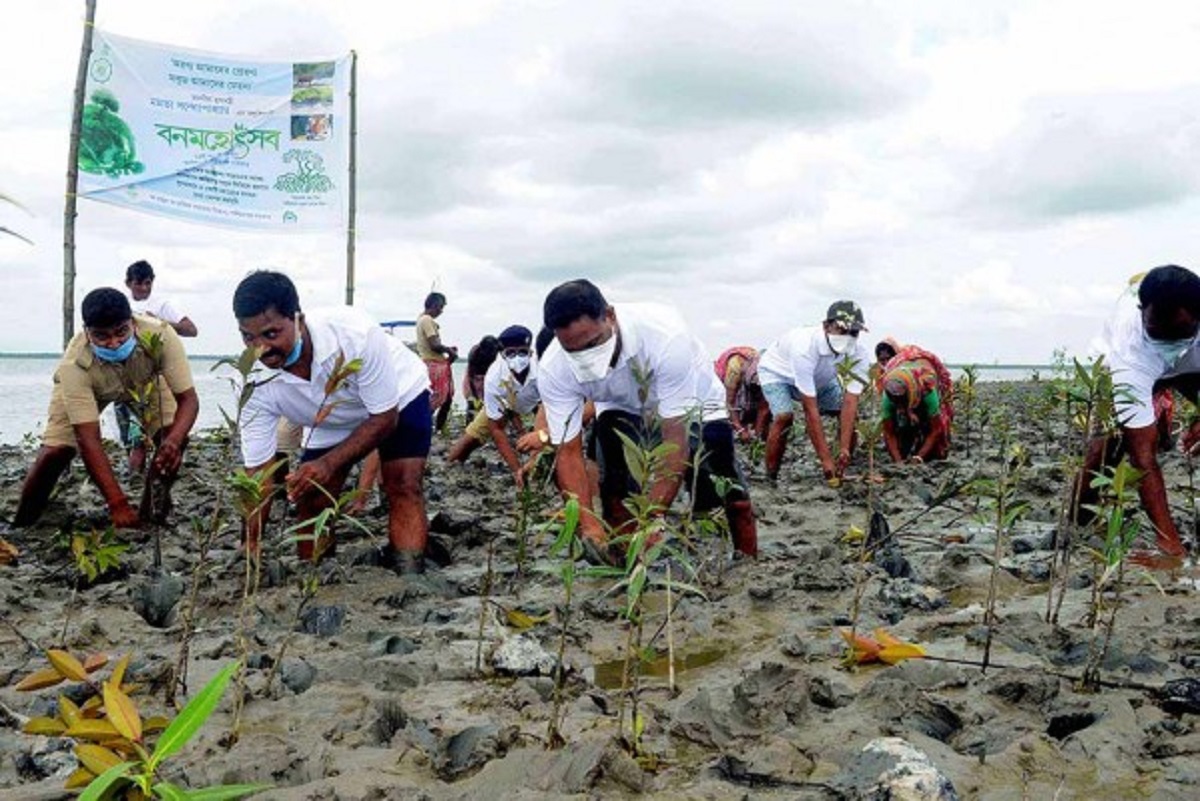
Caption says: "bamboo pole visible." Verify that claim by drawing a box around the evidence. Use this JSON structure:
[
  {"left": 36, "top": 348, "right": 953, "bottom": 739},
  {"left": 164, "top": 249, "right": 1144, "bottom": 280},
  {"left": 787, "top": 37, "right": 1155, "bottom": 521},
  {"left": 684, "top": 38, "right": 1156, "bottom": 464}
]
[
  {"left": 345, "top": 50, "right": 357, "bottom": 306},
  {"left": 64, "top": 0, "right": 98, "bottom": 347}
]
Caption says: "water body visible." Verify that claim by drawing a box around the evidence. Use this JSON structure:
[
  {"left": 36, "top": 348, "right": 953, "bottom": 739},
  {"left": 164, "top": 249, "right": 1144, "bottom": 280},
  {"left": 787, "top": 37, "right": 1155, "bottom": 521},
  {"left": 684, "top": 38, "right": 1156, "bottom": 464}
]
[
  {"left": 0, "top": 354, "right": 1047, "bottom": 446},
  {"left": 0, "top": 354, "right": 479, "bottom": 445}
]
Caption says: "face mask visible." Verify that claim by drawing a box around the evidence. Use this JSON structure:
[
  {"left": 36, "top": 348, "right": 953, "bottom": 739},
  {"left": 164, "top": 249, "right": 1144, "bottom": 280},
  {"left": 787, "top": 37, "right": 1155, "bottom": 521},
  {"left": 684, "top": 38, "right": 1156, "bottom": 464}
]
[
  {"left": 827, "top": 334, "right": 856, "bottom": 355},
  {"left": 1146, "top": 336, "right": 1192, "bottom": 367},
  {"left": 505, "top": 353, "right": 531, "bottom": 374},
  {"left": 283, "top": 334, "right": 304, "bottom": 368},
  {"left": 92, "top": 336, "right": 137, "bottom": 363},
  {"left": 564, "top": 332, "right": 617, "bottom": 383}
]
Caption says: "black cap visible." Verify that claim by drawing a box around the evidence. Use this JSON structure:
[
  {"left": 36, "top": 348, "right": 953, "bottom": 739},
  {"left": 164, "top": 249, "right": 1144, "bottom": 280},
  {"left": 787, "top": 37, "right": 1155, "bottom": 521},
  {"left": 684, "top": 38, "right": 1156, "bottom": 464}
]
[
  {"left": 498, "top": 325, "right": 533, "bottom": 348},
  {"left": 826, "top": 300, "right": 867, "bottom": 333}
]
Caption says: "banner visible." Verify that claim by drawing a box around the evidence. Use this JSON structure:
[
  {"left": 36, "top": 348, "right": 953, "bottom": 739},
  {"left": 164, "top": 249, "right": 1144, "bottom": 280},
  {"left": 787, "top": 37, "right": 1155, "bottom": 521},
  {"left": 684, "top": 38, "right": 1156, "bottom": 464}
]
[{"left": 78, "top": 30, "right": 350, "bottom": 230}]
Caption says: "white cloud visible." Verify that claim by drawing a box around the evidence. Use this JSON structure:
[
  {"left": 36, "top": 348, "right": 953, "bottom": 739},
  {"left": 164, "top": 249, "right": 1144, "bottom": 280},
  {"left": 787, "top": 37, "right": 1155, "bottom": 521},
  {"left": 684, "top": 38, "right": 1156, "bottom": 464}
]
[{"left": 4, "top": 0, "right": 1200, "bottom": 366}]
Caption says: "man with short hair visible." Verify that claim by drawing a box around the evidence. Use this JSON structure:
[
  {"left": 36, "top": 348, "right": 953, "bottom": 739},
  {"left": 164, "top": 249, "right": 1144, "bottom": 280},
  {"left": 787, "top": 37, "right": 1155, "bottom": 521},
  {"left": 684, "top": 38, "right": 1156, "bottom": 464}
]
[
  {"left": 233, "top": 271, "right": 433, "bottom": 572},
  {"left": 538, "top": 279, "right": 757, "bottom": 559},
  {"left": 120, "top": 260, "right": 197, "bottom": 471},
  {"left": 480, "top": 325, "right": 543, "bottom": 487},
  {"left": 757, "top": 301, "right": 871, "bottom": 484},
  {"left": 415, "top": 292, "right": 458, "bottom": 434},
  {"left": 1082, "top": 264, "right": 1200, "bottom": 559},
  {"left": 125, "top": 260, "right": 198, "bottom": 338},
  {"left": 13, "top": 288, "right": 199, "bottom": 528}
]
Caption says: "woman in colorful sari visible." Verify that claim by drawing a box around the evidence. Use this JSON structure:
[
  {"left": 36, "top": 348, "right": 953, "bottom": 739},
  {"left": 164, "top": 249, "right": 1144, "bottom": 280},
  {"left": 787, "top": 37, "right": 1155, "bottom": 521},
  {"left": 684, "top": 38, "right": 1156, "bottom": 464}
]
[
  {"left": 714, "top": 346, "right": 770, "bottom": 441},
  {"left": 879, "top": 354, "right": 953, "bottom": 463}
]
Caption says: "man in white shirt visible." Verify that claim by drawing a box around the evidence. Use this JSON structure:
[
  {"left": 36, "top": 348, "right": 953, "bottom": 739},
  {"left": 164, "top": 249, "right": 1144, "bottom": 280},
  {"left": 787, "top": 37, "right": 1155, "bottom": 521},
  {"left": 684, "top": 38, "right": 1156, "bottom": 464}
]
[
  {"left": 125, "top": 260, "right": 198, "bottom": 338},
  {"left": 757, "top": 301, "right": 871, "bottom": 484},
  {"left": 1083, "top": 264, "right": 1200, "bottom": 560},
  {"left": 233, "top": 271, "right": 433, "bottom": 572},
  {"left": 480, "top": 324, "right": 544, "bottom": 487},
  {"left": 538, "top": 279, "right": 757, "bottom": 560},
  {"left": 120, "top": 260, "right": 198, "bottom": 470}
]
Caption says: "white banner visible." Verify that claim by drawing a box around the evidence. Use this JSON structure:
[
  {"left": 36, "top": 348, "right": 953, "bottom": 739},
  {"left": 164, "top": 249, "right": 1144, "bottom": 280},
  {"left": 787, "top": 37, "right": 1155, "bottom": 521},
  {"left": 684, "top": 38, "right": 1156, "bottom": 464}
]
[{"left": 78, "top": 30, "right": 350, "bottom": 231}]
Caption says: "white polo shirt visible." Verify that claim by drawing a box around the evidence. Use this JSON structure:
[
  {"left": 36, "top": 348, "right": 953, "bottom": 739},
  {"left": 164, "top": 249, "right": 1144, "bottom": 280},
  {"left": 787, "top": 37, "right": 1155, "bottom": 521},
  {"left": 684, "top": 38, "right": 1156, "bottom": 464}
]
[
  {"left": 130, "top": 295, "right": 186, "bottom": 326},
  {"left": 538, "top": 302, "right": 726, "bottom": 444},
  {"left": 756, "top": 325, "right": 869, "bottom": 396},
  {"left": 1094, "top": 291, "right": 1196, "bottom": 429},
  {"left": 239, "top": 306, "right": 430, "bottom": 467},
  {"left": 483, "top": 356, "right": 541, "bottom": 421}
]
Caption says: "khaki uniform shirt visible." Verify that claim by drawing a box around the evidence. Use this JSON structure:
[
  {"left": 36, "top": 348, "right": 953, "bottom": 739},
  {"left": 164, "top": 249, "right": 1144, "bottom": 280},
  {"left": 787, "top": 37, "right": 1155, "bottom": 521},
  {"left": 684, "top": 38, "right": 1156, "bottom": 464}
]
[
  {"left": 415, "top": 313, "right": 441, "bottom": 362},
  {"left": 43, "top": 315, "right": 194, "bottom": 447}
]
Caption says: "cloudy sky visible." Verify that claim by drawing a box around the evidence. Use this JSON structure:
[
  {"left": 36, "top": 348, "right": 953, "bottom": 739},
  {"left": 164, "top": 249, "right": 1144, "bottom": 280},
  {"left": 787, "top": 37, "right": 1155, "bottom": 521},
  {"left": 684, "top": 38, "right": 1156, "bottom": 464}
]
[{"left": 2, "top": 0, "right": 1199, "bottom": 362}]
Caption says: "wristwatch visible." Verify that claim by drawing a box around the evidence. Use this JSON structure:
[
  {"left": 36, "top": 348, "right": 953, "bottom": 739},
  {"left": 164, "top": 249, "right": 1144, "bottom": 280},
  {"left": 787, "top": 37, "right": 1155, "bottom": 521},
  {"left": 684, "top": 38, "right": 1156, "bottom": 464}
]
[{"left": 537, "top": 430, "right": 550, "bottom": 445}]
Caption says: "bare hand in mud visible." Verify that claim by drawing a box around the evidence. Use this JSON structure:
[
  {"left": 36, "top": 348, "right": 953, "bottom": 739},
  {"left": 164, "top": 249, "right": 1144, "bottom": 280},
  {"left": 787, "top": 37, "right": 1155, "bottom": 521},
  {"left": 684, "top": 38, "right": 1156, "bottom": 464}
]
[
  {"left": 109, "top": 499, "right": 140, "bottom": 529},
  {"left": 286, "top": 460, "right": 334, "bottom": 503},
  {"left": 907, "top": 455, "right": 924, "bottom": 466},
  {"left": 835, "top": 451, "right": 851, "bottom": 476}
]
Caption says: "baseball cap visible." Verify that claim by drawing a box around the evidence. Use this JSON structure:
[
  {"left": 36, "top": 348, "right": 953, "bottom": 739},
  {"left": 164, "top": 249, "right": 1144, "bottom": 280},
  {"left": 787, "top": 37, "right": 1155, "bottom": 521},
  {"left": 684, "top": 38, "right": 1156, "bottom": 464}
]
[
  {"left": 498, "top": 325, "right": 533, "bottom": 348},
  {"left": 826, "top": 300, "right": 867, "bottom": 333}
]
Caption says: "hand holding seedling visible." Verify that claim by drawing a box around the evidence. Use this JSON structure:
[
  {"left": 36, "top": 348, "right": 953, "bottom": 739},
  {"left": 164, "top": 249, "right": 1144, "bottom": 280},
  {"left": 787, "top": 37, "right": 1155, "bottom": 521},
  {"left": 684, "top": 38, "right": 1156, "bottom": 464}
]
[
  {"left": 153, "top": 437, "right": 184, "bottom": 476},
  {"left": 109, "top": 498, "right": 140, "bottom": 529},
  {"left": 286, "top": 458, "right": 335, "bottom": 503},
  {"left": 515, "top": 429, "right": 549, "bottom": 454}
]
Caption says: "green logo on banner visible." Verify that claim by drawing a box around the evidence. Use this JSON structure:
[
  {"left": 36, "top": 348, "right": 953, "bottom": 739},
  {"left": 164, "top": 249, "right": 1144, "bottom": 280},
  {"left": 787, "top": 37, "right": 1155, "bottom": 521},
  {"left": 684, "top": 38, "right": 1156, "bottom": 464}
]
[{"left": 274, "top": 150, "right": 334, "bottom": 193}]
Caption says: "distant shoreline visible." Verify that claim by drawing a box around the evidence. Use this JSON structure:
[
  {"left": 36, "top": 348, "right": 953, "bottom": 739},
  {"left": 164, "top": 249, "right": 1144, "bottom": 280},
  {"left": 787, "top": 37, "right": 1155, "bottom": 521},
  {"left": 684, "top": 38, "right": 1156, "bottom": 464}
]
[
  {"left": 0, "top": 352, "right": 1061, "bottom": 370},
  {"left": 0, "top": 352, "right": 231, "bottom": 361}
]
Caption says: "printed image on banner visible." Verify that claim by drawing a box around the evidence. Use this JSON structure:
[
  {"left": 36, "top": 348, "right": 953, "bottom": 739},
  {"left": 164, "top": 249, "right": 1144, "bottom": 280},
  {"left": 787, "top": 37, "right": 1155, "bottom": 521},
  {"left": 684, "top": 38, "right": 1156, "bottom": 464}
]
[{"left": 78, "top": 29, "right": 349, "bottom": 231}]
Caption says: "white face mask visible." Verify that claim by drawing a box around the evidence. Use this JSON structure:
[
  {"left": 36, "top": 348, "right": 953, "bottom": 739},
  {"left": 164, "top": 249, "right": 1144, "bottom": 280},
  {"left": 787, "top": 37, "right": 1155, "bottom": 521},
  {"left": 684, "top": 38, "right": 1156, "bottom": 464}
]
[
  {"left": 564, "top": 332, "right": 617, "bottom": 383},
  {"left": 827, "top": 333, "right": 856, "bottom": 355},
  {"left": 1146, "top": 335, "right": 1192, "bottom": 367},
  {"left": 505, "top": 353, "right": 531, "bottom": 374}
]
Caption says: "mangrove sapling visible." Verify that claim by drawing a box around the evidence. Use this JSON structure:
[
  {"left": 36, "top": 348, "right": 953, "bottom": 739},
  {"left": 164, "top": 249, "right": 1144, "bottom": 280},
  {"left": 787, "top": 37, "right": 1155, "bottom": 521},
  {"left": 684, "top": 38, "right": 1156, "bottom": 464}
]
[
  {"left": 965, "top": 409, "right": 1030, "bottom": 674},
  {"left": 1178, "top": 396, "right": 1200, "bottom": 543},
  {"left": 1047, "top": 358, "right": 1128, "bottom": 625},
  {"left": 837, "top": 354, "right": 886, "bottom": 665},
  {"left": 545, "top": 496, "right": 583, "bottom": 748},
  {"left": 226, "top": 349, "right": 362, "bottom": 737},
  {"left": 955, "top": 365, "right": 979, "bottom": 459},
  {"left": 60, "top": 527, "right": 129, "bottom": 646},
  {"left": 1079, "top": 459, "right": 1148, "bottom": 689},
  {"left": 171, "top": 347, "right": 266, "bottom": 705},
  {"left": 14, "top": 651, "right": 268, "bottom": 799}
]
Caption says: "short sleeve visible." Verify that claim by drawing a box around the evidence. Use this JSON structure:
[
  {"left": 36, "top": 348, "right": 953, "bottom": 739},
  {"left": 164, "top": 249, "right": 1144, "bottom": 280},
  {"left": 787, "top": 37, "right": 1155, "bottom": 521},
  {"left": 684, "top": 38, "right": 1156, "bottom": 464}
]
[
  {"left": 238, "top": 389, "right": 281, "bottom": 468},
  {"left": 791, "top": 340, "right": 819, "bottom": 397},
  {"left": 482, "top": 363, "right": 509, "bottom": 421},
  {"left": 56, "top": 362, "right": 101, "bottom": 426},
  {"left": 158, "top": 327, "right": 196, "bottom": 395},
  {"left": 923, "top": 388, "right": 941, "bottom": 416},
  {"left": 539, "top": 362, "right": 586, "bottom": 444},
  {"left": 654, "top": 334, "right": 706, "bottom": 420},
  {"left": 157, "top": 298, "right": 185, "bottom": 325},
  {"left": 356, "top": 324, "right": 403, "bottom": 414}
]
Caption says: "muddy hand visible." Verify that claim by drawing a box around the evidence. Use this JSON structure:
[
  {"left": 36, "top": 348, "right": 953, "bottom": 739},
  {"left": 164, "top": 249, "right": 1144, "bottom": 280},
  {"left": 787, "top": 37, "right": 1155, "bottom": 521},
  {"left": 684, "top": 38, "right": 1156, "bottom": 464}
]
[
  {"left": 153, "top": 438, "right": 184, "bottom": 476},
  {"left": 286, "top": 460, "right": 333, "bottom": 503},
  {"left": 110, "top": 499, "right": 140, "bottom": 529}
]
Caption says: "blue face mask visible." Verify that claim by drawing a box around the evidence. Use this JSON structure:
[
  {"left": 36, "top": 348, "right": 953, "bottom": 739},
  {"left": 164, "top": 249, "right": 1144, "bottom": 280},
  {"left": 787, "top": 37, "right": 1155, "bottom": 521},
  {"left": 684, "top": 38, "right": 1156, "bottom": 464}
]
[
  {"left": 92, "top": 336, "right": 137, "bottom": 363},
  {"left": 1146, "top": 335, "right": 1193, "bottom": 367},
  {"left": 283, "top": 335, "right": 303, "bottom": 368}
]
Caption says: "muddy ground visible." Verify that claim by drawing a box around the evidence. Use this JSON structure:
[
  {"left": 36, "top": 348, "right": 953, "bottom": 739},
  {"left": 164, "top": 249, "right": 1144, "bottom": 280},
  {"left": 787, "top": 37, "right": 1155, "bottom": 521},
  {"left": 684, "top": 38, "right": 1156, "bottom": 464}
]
[{"left": 1, "top": 381, "right": 1199, "bottom": 800}]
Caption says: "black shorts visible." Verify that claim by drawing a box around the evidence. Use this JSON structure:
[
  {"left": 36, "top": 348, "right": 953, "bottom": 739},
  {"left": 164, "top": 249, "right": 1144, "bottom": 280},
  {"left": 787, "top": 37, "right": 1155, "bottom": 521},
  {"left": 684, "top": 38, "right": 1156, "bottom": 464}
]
[
  {"left": 300, "top": 390, "right": 432, "bottom": 464},
  {"left": 593, "top": 410, "right": 748, "bottom": 513}
]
